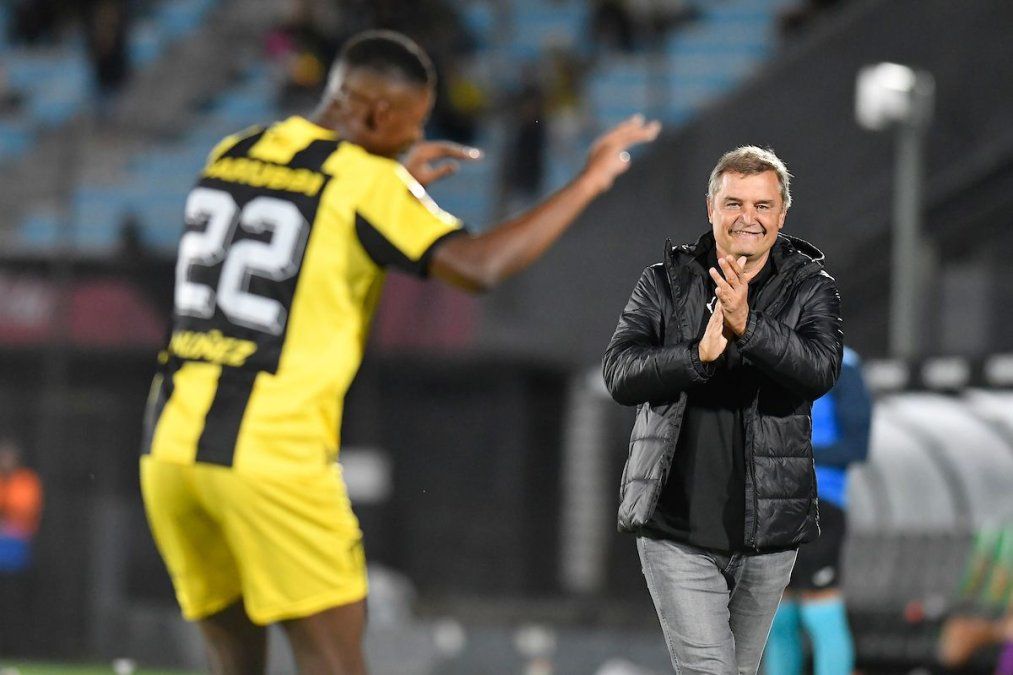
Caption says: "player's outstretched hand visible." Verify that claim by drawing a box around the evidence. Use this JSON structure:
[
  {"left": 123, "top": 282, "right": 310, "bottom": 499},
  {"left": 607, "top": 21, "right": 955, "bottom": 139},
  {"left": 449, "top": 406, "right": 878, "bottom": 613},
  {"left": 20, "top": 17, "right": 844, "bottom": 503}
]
[
  {"left": 403, "top": 141, "right": 483, "bottom": 186},
  {"left": 580, "top": 114, "right": 662, "bottom": 196}
]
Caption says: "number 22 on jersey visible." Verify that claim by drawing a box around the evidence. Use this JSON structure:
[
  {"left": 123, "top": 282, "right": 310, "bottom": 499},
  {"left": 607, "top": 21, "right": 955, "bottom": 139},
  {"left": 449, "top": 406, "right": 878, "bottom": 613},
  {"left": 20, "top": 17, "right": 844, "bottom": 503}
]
[{"left": 175, "top": 187, "right": 309, "bottom": 336}]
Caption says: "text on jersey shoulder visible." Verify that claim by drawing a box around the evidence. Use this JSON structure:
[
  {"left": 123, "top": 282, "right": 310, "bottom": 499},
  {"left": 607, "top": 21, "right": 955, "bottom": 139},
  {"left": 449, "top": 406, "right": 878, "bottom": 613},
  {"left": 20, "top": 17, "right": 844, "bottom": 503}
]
[{"left": 204, "top": 157, "right": 325, "bottom": 197}]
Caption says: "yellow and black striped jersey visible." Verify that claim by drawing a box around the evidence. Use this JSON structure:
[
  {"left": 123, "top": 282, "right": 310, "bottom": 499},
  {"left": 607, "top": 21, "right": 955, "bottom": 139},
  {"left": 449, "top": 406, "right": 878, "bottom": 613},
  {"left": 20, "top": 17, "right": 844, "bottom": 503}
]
[{"left": 144, "top": 116, "right": 464, "bottom": 475}]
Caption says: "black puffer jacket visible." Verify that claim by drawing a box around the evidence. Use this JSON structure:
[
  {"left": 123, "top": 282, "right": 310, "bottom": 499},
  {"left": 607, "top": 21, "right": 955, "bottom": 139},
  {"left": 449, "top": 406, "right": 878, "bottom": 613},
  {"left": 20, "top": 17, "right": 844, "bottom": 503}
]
[{"left": 602, "top": 232, "right": 843, "bottom": 551}]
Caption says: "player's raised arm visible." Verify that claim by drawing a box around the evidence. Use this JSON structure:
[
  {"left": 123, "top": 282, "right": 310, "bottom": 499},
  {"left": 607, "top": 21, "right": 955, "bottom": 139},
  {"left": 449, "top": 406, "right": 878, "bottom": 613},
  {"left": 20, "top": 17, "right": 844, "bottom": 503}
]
[{"left": 428, "top": 114, "right": 661, "bottom": 293}]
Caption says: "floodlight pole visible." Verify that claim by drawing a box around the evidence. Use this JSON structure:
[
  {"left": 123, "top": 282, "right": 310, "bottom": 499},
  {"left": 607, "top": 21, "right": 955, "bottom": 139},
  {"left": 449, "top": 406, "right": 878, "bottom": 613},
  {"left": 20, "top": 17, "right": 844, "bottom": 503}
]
[
  {"left": 888, "top": 73, "right": 934, "bottom": 359},
  {"left": 889, "top": 115, "right": 927, "bottom": 359}
]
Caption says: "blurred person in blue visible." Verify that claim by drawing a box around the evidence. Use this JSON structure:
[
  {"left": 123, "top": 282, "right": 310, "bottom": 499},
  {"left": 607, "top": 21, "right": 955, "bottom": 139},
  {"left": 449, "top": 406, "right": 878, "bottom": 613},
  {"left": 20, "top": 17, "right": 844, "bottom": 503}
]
[
  {"left": 141, "top": 29, "right": 660, "bottom": 675},
  {"left": 763, "top": 346, "right": 871, "bottom": 675},
  {"left": 603, "top": 146, "right": 843, "bottom": 674}
]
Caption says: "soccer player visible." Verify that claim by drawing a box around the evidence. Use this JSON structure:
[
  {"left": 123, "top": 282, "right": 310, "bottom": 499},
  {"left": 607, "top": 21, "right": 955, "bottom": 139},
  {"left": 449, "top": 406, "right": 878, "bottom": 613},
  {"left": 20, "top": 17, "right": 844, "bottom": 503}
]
[{"left": 141, "top": 30, "right": 659, "bottom": 675}]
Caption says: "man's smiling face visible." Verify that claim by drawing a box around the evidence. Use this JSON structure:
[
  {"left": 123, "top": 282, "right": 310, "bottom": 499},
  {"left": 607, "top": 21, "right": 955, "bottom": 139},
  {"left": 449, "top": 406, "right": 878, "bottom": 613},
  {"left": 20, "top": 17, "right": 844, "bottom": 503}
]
[{"left": 707, "top": 170, "right": 787, "bottom": 263}]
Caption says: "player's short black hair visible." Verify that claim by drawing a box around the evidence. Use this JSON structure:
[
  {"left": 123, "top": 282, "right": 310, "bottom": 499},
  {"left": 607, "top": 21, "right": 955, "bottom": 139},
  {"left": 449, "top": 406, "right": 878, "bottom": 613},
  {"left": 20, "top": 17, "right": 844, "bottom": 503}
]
[{"left": 337, "top": 30, "right": 435, "bottom": 87}]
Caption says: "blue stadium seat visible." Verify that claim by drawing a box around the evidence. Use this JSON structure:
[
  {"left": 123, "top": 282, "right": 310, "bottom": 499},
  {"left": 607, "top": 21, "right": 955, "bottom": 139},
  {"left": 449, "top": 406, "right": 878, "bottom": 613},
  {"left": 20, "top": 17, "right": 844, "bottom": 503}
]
[
  {"left": 665, "top": 25, "right": 771, "bottom": 59},
  {"left": 462, "top": 2, "right": 496, "bottom": 49},
  {"left": 129, "top": 19, "right": 167, "bottom": 67},
  {"left": 29, "top": 62, "right": 89, "bottom": 125},
  {"left": 428, "top": 149, "right": 497, "bottom": 230},
  {"left": 156, "top": 0, "right": 214, "bottom": 41},
  {"left": 582, "top": 0, "right": 782, "bottom": 130},
  {"left": 0, "top": 120, "right": 34, "bottom": 163},
  {"left": 17, "top": 209, "right": 63, "bottom": 250},
  {"left": 506, "top": 0, "right": 590, "bottom": 60}
]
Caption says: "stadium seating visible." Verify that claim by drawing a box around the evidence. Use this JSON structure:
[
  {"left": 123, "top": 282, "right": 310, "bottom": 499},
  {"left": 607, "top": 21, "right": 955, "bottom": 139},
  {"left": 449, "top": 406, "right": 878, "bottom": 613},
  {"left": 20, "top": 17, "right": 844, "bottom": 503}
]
[
  {"left": 6, "top": 0, "right": 802, "bottom": 252},
  {"left": 0, "top": 0, "right": 217, "bottom": 168},
  {"left": 14, "top": 63, "right": 274, "bottom": 252},
  {"left": 435, "top": 0, "right": 798, "bottom": 232},
  {"left": 587, "top": 0, "right": 790, "bottom": 131}
]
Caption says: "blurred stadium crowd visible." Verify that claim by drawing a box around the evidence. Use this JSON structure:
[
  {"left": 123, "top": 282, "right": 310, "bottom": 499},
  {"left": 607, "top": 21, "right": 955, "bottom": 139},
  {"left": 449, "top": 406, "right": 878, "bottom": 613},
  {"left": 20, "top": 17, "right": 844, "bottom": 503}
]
[{"left": 2, "top": 0, "right": 1013, "bottom": 673}]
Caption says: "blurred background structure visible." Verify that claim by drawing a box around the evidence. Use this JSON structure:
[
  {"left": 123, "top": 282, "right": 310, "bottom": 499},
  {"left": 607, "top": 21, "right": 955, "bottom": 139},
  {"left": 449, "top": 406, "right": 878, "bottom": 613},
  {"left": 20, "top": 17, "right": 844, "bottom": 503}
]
[{"left": 1, "top": 0, "right": 1012, "bottom": 672}]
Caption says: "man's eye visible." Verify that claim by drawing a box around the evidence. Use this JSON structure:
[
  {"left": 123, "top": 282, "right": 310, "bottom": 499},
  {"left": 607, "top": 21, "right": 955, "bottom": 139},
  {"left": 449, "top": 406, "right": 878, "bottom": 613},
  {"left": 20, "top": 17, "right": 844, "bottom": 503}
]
[
  {"left": 726, "top": 203, "right": 740, "bottom": 209},
  {"left": 758, "top": 204, "right": 769, "bottom": 211}
]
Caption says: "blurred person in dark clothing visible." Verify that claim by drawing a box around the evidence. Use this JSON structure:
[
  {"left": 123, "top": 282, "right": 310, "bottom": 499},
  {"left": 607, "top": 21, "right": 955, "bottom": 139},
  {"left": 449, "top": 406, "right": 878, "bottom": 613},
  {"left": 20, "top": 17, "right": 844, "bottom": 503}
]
[
  {"left": 0, "top": 438, "right": 43, "bottom": 655},
  {"left": 142, "top": 30, "right": 659, "bottom": 675},
  {"left": 498, "top": 67, "right": 547, "bottom": 215},
  {"left": 603, "top": 146, "right": 843, "bottom": 673},
  {"left": 628, "top": 0, "right": 701, "bottom": 50},
  {"left": 591, "top": 0, "right": 636, "bottom": 52},
  {"left": 83, "top": 0, "right": 131, "bottom": 101},
  {"left": 592, "top": 0, "right": 700, "bottom": 53},
  {"left": 0, "top": 66, "right": 25, "bottom": 116},
  {"left": 10, "top": 0, "right": 62, "bottom": 44},
  {"left": 764, "top": 346, "right": 871, "bottom": 675}
]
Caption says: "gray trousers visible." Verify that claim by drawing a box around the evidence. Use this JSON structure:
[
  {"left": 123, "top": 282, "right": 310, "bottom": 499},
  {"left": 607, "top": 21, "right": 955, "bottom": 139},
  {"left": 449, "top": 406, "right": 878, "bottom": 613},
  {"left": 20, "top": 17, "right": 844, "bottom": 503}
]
[{"left": 637, "top": 537, "right": 798, "bottom": 674}]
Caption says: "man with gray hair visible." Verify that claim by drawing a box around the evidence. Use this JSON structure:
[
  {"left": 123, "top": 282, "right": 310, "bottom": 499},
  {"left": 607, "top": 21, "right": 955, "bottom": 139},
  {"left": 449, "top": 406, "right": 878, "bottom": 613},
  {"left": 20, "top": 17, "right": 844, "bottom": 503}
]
[{"left": 603, "top": 146, "right": 843, "bottom": 673}]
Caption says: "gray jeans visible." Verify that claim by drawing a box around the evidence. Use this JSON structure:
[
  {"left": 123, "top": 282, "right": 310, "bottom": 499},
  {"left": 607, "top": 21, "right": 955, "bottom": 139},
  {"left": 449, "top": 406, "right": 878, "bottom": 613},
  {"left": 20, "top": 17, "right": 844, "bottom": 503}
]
[{"left": 637, "top": 537, "right": 797, "bottom": 674}]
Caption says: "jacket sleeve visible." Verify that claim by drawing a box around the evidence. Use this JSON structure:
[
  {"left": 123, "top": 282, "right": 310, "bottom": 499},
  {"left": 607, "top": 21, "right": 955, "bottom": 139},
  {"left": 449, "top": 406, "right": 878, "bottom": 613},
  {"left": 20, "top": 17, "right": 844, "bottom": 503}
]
[
  {"left": 602, "top": 266, "right": 714, "bottom": 406},
  {"left": 813, "top": 360, "right": 872, "bottom": 468},
  {"left": 735, "top": 271, "right": 844, "bottom": 401}
]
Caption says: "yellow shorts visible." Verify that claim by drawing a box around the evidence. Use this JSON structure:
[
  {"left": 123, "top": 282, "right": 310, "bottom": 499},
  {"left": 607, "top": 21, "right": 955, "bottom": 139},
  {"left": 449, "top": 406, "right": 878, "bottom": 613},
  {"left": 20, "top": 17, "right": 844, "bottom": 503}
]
[{"left": 140, "top": 456, "right": 368, "bottom": 625}]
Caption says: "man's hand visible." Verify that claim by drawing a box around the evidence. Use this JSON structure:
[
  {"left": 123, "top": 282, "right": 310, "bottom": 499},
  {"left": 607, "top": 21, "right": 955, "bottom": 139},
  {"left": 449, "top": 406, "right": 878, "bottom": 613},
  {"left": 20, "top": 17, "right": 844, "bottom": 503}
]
[
  {"left": 698, "top": 302, "right": 728, "bottom": 363},
  {"left": 709, "top": 255, "right": 758, "bottom": 337},
  {"left": 579, "top": 114, "right": 662, "bottom": 196},
  {"left": 403, "top": 141, "right": 483, "bottom": 187}
]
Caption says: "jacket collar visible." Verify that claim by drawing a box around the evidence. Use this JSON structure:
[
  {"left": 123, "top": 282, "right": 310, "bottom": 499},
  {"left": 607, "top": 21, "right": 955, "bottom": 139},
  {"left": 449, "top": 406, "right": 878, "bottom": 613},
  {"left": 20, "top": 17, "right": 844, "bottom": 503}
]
[{"left": 667, "top": 230, "right": 826, "bottom": 281}]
